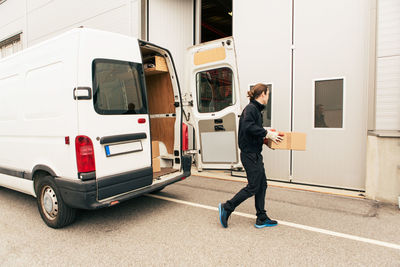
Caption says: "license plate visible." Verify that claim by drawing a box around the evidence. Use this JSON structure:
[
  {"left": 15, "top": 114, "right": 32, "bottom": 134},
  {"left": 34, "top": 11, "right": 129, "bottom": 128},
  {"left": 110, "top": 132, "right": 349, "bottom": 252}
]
[{"left": 105, "top": 141, "right": 143, "bottom": 157}]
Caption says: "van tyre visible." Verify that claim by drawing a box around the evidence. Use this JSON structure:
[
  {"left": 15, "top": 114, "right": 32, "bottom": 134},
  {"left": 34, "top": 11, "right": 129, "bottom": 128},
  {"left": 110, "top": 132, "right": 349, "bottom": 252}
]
[{"left": 36, "top": 175, "right": 76, "bottom": 228}]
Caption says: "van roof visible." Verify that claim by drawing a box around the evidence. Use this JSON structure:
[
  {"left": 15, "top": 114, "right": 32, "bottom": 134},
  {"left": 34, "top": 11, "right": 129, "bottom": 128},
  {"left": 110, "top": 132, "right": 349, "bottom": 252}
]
[{"left": 0, "top": 28, "right": 139, "bottom": 63}]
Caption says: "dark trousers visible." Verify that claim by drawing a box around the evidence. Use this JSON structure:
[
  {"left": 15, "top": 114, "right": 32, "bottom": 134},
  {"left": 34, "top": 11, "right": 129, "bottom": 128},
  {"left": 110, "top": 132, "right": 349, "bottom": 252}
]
[{"left": 224, "top": 152, "right": 267, "bottom": 220}]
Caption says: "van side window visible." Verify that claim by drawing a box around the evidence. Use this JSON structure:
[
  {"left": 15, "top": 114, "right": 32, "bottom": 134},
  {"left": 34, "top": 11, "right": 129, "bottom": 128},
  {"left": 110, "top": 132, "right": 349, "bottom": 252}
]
[
  {"left": 92, "top": 59, "right": 147, "bottom": 115},
  {"left": 196, "top": 67, "right": 234, "bottom": 113}
]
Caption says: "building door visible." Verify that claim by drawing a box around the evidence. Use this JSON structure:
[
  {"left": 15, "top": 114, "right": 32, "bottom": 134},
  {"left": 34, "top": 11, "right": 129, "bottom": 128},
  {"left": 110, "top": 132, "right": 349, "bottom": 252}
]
[
  {"left": 233, "top": 0, "right": 292, "bottom": 181},
  {"left": 291, "top": 0, "right": 370, "bottom": 189},
  {"left": 234, "top": 0, "right": 371, "bottom": 189}
]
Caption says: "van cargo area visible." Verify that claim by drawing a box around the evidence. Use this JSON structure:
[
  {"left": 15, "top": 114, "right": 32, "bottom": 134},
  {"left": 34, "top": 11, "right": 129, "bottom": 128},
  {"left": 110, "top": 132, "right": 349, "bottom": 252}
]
[{"left": 140, "top": 45, "right": 180, "bottom": 180}]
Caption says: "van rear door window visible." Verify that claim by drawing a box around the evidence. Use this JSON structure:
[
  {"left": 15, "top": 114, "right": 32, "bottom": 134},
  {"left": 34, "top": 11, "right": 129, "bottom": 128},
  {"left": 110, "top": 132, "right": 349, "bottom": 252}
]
[
  {"left": 196, "top": 67, "right": 234, "bottom": 113},
  {"left": 92, "top": 59, "right": 147, "bottom": 115}
]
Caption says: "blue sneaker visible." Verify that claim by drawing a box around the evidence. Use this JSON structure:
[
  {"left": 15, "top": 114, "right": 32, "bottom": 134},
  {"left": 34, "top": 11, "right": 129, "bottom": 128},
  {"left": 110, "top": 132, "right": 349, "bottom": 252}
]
[
  {"left": 254, "top": 216, "right": 278, "bottom": 228},
  {"left": 218, "top": 203, "right": 230, "bottom": 228}
]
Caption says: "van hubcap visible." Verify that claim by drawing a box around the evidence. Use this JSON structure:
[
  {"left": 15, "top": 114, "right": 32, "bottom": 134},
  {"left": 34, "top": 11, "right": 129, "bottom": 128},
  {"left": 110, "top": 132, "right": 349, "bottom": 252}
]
[{"left": 41, "top": 186, "right": 58, "bottom": 219}]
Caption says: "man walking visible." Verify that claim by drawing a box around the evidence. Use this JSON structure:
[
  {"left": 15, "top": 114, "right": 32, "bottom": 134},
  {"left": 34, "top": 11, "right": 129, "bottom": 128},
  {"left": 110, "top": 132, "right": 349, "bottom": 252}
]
[{"left": 218, "top": 83, "right": 283, "bottom": 229}]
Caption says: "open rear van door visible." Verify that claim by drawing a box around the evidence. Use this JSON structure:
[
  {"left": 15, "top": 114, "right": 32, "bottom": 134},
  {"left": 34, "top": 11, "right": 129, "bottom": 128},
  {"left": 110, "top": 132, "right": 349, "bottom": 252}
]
[{"left": 188, "top": 38, "right": 241, "bottom": 170}]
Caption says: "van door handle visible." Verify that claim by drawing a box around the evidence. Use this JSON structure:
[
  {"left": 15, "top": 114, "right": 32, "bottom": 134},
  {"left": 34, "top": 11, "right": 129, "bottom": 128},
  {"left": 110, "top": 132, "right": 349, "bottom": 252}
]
[
  {"left": 100, "top": 132, "right": 147, "bottom": 144},
  {"left": 214, "top": 125, "right": 225, "bottom": 131},
  {"left": 73, "top": 87, "right": 92, "bottom": 100}
]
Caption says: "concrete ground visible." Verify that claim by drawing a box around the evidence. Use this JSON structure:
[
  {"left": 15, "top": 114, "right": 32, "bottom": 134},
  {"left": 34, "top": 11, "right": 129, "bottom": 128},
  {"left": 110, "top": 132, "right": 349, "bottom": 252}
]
[{"left": 0, "top": 175, "right": 399, "bottom": 266}]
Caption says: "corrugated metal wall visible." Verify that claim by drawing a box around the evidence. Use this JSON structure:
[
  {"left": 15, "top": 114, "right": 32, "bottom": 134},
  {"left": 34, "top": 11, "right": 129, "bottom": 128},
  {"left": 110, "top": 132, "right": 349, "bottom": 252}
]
[
  {"left": 376, "top": 0, "right": 400, "bottom": 130},
  {"left": 0, "top": 0, "right": 142, "bottom": 48},
  {"left": 148, "top": 0, "right": 193, "bottom": 83}
]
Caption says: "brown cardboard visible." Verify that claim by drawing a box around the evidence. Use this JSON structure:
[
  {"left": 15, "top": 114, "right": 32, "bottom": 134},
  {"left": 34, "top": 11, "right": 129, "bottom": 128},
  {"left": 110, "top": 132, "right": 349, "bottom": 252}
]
[
  {"left": 266, "top": 132, "right": 290, "bottom": 150},
  {"left": 290, "top": 132, "right": 307, "bottom": 151},
  {"left": 152, "top": 157, "right": 161, "bottom": 173},
  {"left": 152, "top": 141, "right": 160, "bottom": 158},
  {"left": 194, "top": 47, "right": 226, "bottom": 65},
  {"left": 144, "top": 56, "right": 168, "bottom": 76},
  {"left": 266, "top": 132, "right": 306, "bottom": 151}
]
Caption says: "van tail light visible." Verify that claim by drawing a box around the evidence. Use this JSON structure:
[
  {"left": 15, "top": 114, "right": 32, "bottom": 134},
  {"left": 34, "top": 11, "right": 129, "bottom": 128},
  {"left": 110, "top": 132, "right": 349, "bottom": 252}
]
[
  {"left": 182, "top": 123, "right": 188, "bottom": 151},
  {"left": 75, "top": 135, "right": 96, "bottom": 173}
]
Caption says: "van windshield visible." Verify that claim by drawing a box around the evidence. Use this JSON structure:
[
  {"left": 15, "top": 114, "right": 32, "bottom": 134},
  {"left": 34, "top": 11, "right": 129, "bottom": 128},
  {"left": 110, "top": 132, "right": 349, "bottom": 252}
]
[{"left": 92, "top": 59, "right": 147, "bottom": 115}]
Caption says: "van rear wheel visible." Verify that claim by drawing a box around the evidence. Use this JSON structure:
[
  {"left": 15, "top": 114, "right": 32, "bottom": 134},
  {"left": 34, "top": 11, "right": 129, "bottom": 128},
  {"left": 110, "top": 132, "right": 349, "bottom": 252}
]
[{"left": 36, "top": 175, "right": 76, "bottom": 228}]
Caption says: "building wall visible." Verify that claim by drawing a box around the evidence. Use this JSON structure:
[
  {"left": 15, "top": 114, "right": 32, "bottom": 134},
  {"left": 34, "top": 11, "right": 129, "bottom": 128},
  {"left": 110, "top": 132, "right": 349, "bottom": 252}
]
[
  {"left": 0, "top": 0, "right": 193, "bottom": 92},
  {"left": 375, "top": 0, "right": 400, "bottom": 130},
  {"left": 366, "top": 134, "right": 400, "bottom": 204},
  {"left": 0, "top": 0, "right": 399, "bottom": 194},
  {"left": 233, "top": 0, "right": 292, "bottom": 180},
  {"left": 365, "top": 0, "right": 400, "bottom": 205},
  {"left": 0, "top": 0, "right": 142, "bottom": 49},
  {"left": 148, "top": 0, "right": 193, "bottom": 85},
  {"left": 0, "top": 0, "right": 25, "bottom": 49}
]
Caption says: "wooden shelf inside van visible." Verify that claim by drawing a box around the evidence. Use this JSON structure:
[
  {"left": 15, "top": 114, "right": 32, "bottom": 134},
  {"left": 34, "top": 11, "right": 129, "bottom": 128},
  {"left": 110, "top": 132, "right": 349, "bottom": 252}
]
[{"left": 144, "top": 55, "right": 168, "bottom": 76}]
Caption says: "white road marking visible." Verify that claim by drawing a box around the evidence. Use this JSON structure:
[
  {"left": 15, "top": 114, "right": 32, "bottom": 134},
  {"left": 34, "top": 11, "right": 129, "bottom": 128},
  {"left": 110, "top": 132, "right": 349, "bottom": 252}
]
[{"left": 146, "top": 193, "right": 400, "bottom": 251}]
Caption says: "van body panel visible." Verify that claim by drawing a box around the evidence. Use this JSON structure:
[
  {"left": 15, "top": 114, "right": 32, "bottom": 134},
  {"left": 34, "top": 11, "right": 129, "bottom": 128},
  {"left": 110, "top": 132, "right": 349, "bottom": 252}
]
[
  {"left": 0, "top": 173, "right": 34, "bottom": 196},
  {"left": 0, "top": 30, "right": 80, "bottom": 193},
  {"left": 97, "top": 167, "right": 153, "bottom": 200},
  {"left": 76, "top": 29, "right": 152, "bottom": 181},
  {"left": 55, "top": 154, "right": 192, "bottom": 210}
]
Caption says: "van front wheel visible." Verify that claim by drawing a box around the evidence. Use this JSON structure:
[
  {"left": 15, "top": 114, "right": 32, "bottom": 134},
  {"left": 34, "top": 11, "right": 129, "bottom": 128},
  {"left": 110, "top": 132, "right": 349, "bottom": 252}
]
[{"left": 36, "top": 176, "right": 76, "bottom": 228}]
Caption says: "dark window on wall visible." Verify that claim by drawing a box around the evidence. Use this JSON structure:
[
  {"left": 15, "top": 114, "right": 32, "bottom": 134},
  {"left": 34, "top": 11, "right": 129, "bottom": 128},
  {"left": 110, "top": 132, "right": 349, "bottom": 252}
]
[
  {"left": 314, "top": 79, "right": 344, "bottom": 128},
  {"left": 201, "top": 0, "right": 232, "bottom": 43},
  {"left": 0, "top": 32, "right": 22, "bottom": 59}
]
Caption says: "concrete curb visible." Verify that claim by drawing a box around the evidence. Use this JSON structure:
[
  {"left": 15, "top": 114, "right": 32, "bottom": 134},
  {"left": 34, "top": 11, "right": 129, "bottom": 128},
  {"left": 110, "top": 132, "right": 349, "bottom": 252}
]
[{"left": 191, "top": 168, "right": 365, "bottom": 199}]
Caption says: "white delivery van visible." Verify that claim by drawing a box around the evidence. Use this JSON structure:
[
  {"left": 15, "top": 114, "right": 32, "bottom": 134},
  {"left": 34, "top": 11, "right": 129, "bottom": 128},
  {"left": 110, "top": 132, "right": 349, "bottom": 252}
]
[{"left": 0, "top": 28, "right": 191, "bottom": 228}]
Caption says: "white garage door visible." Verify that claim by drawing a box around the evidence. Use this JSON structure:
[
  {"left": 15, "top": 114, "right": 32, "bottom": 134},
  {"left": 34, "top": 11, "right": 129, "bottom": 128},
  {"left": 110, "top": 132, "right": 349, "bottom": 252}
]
[{"left": 235, "top": 0, "right": 372, "bottom": 190}]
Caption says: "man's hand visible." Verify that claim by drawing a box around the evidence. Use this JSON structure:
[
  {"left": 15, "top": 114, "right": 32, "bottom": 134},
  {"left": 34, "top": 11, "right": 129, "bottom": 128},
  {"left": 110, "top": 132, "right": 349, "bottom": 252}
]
[{"left": 266, "top": 130, "right": 284, "bottom": 144}]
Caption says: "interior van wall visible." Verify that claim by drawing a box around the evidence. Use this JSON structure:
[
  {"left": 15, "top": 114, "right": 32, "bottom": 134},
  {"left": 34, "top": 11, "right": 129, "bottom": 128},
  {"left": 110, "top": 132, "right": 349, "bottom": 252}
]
[
  {"left": 0, "top": 0, "right": 142, "bottom": 47},
  {"left": 148, "top": 0, "right": 193, "bottom": 86}
]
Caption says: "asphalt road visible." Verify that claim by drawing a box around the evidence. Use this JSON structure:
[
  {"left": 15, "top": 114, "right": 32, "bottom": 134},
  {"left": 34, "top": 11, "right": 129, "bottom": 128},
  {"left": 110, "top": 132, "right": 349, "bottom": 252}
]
[{"left": 1, "top": 175, "right": 400, "bottom": 266}]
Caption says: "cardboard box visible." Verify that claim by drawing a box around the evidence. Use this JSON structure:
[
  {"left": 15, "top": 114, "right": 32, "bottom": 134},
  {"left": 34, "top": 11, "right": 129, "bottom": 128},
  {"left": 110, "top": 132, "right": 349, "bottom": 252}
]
[
  {"left": 152, "top": 141, "right": 160, "bottom": 158},
  {"left": 152, "top": 157, "right": 161, "bottom": 173},
  {"left": 290, "top": 132, "right": 307, "bottom": 151},
  {"left": 144, "top": 56, "right": 168, "bottom": 76},
  {"left": 266, "top": 132, "right": 306, "bottom": 151},
  {"left": 265, "top": 132, "right": 289, "bottom": 150}
]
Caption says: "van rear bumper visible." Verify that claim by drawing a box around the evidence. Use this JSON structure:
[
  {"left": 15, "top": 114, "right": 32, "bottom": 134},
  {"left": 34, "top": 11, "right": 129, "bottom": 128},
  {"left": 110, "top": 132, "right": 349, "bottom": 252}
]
[{"left": 54, "top": 155, "right": 192, "bottom": 210}]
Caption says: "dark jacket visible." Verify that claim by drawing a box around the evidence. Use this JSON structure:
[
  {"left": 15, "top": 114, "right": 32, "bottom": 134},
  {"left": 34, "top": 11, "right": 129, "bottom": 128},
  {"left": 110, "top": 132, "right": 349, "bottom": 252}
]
[{"left": 238, "top": 100, "right": 267, "bottom": 154}]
